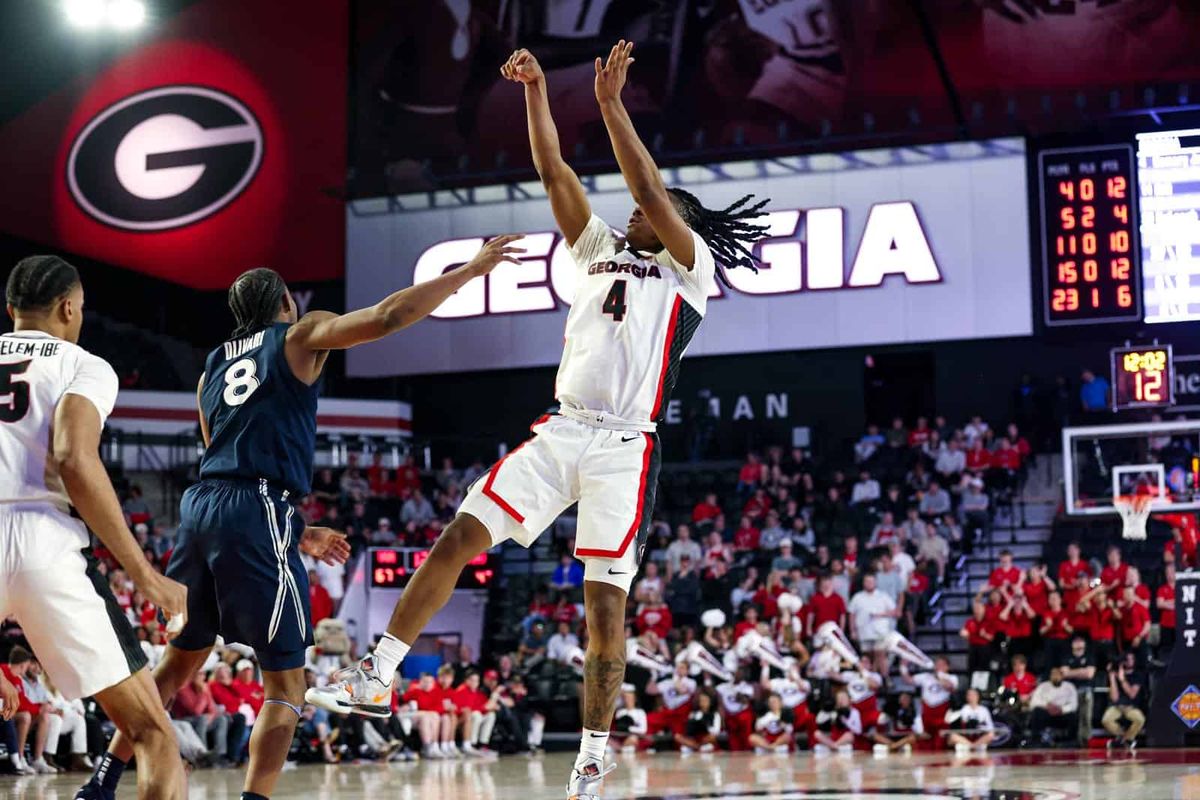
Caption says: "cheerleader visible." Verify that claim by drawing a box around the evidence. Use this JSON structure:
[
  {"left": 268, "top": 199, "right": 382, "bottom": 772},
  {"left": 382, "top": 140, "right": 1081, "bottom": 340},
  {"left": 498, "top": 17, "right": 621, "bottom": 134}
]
[
  {"left": 715, "top": 668, "right": 758, "bottom": 752},
  {"left": 676, "top": 692, "right": 722, "bottom": 754},
  {"left": 813, "top": 689, "right": 861, "bottom": 756},
  {"left": 749, "top": 694, "right": 794, "bottom": 754},
  {"left": 945, "top": 688, "right": 996, "bottom": 754},
  {"left": 611, "top": 684, "right": 648, "bottom": 754}
]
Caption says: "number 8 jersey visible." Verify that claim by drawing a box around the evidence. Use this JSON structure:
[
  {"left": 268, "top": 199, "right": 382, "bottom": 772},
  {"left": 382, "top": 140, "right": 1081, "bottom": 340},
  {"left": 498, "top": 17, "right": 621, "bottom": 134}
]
[
  {"left": 557, "top": 215, "right": 716, "bottom": 429},
  {"left": 199, "top": 322, "right": 320, "bottom": 495},
  {"left": 0, "top": 331, "right": 118, "bottom": 515}
]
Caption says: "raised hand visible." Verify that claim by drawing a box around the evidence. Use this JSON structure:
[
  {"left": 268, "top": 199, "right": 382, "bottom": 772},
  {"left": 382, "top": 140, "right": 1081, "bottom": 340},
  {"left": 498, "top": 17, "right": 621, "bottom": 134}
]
[
  {"left": 500, "top": 49, "right": 544, "bottom": 85},
  {"left": 299, "top": 526, "right": 352, "bottom": 566},
  {"left": 465, "top": 234, "right": 526, "bottom": 277},
  {"left": 594, "top": 40, "right": 634, "bottom": 105}
]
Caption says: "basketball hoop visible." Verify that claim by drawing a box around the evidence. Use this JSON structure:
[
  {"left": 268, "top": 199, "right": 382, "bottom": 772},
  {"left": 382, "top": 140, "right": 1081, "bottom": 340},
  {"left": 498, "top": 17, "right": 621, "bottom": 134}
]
[{"left": 1115, "top": 494, "right": 1152, "bottom": 541}]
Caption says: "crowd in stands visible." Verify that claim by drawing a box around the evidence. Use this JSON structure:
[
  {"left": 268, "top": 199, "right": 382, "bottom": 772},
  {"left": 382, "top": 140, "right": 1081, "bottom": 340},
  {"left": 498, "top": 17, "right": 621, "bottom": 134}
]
[{"left": 0, "top": 412, "right": 1182, "bottom": 775}]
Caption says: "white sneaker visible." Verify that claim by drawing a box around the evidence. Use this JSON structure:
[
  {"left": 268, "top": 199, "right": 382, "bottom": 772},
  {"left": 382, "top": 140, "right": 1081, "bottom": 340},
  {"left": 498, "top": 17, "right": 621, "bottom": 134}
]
[
  {"left": 837, "top": 744, "right": 853, "bottom": 756},
  {"left": 446, "top": 743, "right": 462, "bottom": 759},
  {"left": 31, "top": 758, "right": 57, "bottom": 774},
  {"left": 462, "top": 743, "right": 479, "bottom": 757},
  {"left": 699, "top": 743, "right": 715, "bottom": 754},
  {"left": 621, "top": 745, "right": 636, "bottom": 755},
  {"left": 873, "top": 744, "right": 889, "bottom": 758},
  {"left": 901, "top": 743, "right": 913, "bottom": 755},
  {"left": 424, "top": 745, "right": 444, "bottom": 760},
  {"left": 773, "top": 745, "right": 790, "bottom": 755},
  {"left": 754, "top": 746, "right": 768, "bottom": 755},
  {"left": 566, "top": 758, "right": 616, "bottom": 800},
  {"left": 11, "top": 755, "right": 34, "bottom": 775},
  {"left": 954, "top": 742, "right": 971, "bottom": 756},
  {"left": 680, "top": 746, "right": 694, "bottom": 755},
  {"left": 813, "top": 744, "right": 831, "bottom": 758},
  {"left": 304, "top": 655, "right": 395, "bottom": 718}
]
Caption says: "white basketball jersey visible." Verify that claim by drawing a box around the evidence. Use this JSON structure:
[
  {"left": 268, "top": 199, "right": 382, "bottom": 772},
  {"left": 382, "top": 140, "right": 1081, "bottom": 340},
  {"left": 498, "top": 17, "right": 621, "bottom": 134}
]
[
  {"left": 559, "top": 215, "right": 715, "bottom": 429},
  {"left": 656, "top": 676, "right": 698, "bottom": 710},
  {"left": 0, "top": 331, "right": 118, "bottom": 515},
  {"left": 912, "top": 671, "right": 956, "bottom": 709},
  {"left": 769, "top": 677, "right": 810, "bottom": 709}
]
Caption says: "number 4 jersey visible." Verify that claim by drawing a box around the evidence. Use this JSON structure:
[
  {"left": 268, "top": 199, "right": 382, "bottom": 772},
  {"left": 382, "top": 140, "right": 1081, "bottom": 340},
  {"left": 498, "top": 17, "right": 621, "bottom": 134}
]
[
  {"left": 0, "top": 331, "right": 118, "bottom": 516},
  {"left": 558, "top": 215, "right": 715, "bottom": 429},
  {"left": 198, "top": 323, "right": 319, "bottom": 495}
]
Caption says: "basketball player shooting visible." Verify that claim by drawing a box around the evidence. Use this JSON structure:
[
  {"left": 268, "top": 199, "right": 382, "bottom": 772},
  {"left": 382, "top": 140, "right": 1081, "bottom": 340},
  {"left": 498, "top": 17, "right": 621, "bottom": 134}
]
[
  {"left": 4, "top": 256, "right": 188, "bottom": 798},
  {"left": 307, "top": 41, "right": 769, "bottom": 800},
  {"left": 75, "top": 237, "right": 524, "bottom": 800}
]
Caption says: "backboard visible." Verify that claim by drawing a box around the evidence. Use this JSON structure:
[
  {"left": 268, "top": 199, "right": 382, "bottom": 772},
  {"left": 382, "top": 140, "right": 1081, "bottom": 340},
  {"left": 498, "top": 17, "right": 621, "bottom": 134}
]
[{"left": 1063, "top": 418, "right": 1200, "bottom": 515}]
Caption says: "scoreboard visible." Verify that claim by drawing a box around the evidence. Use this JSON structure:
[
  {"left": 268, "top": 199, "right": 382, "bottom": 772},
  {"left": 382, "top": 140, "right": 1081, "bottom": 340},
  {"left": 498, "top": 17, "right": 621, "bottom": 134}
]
[
  {"left": 1038, "top": 145, "right": 1141, "bottom": 326},
  {"left": 369, "top": 547, "right": 495, "bottom": 590},
  {"left": 1110, "top": 345, "right": 1174, "bottom": 411}
]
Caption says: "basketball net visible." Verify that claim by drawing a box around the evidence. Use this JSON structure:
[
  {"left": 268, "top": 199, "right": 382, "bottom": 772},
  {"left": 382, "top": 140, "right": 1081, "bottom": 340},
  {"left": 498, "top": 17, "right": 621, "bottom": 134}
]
[{"left": 1115, "top": 494, "right": 1152, "bottom": 541}]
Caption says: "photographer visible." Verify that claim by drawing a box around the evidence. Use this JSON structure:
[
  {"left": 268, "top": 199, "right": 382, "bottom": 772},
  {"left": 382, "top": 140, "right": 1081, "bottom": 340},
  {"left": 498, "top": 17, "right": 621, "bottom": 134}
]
[{"left": 1102, "top": 652, "right": 1146, "bottom": 751}]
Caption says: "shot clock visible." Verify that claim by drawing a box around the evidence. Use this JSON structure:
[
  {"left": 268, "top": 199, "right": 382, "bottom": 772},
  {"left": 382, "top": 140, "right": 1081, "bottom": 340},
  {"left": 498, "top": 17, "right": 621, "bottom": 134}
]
[
  {"left": 1110, "top": 345, "right": 1173, "bottom": 411},
  {"left": 1038, "top": 145, "right": 1141, "bottom": 326}
]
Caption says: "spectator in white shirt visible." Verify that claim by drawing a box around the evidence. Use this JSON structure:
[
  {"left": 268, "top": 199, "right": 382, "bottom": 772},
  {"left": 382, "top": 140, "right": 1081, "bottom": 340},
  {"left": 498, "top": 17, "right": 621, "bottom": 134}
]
[
  {"left": 963, "top": 416, "right": 990, "bottom": 446},
  {"left": 1028, "top": 667, "right": 1078, "bottom": 746},
  {"left": 611, "top": 685, "right": 648, "bottom": 754},
  {"left": 888, "top": 540, "right": 916, "bottom": 586},
  {"left": 935, "top": 439, "right": 966, "bottom": 482},
  {"left": 850, "top": 470, "right": 881, "bottom": 506},
  {"left": 547, "top": 621, "right": 580, "bottom": 664},
  {"left": 915, "top": 523, "right": 950, "bottom": 583},
  {"left": 946, "top": 689, "right": 996, "bottom": 753},
  {"left": 847, "top": 574, "right": 898, "bottom": 652},
  {"left": 666, "top": 524, "right": 703, "bottom": 576},
  {"left": 634, "top": 562, "right": 665, "bottom": 611}
]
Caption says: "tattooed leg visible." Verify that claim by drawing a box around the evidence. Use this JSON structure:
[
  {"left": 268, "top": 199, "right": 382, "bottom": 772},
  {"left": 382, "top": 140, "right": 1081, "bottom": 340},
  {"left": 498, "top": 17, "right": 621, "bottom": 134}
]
[{"left": 574, "top": 580, "right": 628, "bottom": 773}]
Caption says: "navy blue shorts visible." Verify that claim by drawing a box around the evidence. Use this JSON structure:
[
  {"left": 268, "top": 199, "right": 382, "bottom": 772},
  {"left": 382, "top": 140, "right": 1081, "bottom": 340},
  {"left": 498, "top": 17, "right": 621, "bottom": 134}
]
[{"left": 166, "top": 478, "right": 312, "bottom": 671}]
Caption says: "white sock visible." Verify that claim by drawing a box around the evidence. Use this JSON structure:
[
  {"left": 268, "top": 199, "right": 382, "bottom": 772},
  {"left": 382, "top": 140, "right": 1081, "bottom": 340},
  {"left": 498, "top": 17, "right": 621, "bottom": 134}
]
[
  {"left": 372, "top": 633, "right": 411, "bottom": 678},
  {"left": 577, "top": 729, "right": 609, "bottom": 767}
]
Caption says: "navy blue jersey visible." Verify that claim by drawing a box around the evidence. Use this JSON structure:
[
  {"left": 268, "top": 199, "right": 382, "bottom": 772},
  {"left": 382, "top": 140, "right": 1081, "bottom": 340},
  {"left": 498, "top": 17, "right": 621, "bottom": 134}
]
[{"left": 198, "top": 323, "right": 320, "bottom": 495}]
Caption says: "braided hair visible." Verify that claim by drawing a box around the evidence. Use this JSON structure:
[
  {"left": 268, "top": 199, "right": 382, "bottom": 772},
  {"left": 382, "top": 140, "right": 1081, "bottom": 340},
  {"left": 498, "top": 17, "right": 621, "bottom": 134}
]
[
  {"left": 666, "top": 188, "right": 771, "bottom": 286},
  {"left": 5, "top": 255, "right": 80, "bottom": 312},
  {"left": 228, "top": 268, "right": 288, "bottom": 338}
]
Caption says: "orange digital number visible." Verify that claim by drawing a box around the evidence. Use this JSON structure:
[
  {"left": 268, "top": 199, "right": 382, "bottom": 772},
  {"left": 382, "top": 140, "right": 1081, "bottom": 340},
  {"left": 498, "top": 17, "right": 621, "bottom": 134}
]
[
  {"left": 1112, "top": 257, "right": 1131, "bottom": 280},
  {"left": 1052, "top": 288, "right": 1080, "bottom": 312},
  {"left": 1117, "top": 284, "right": 1133, "bottom": 308},
  {"left": 1110, "top": 230, "right": 1130, "bottom": 253},
  {"left": 1058, "top": 261, "right": 1077, "bottom": 283},
  {"left": 1080, "top": 178, "right": 1095, "bottom": 201},
  {"left": 1136, "top": 370, "right": 1163, "bottom": 403},
  {"left": 1082, "top": 233, "right": 1097, "bottom": 255},
  {"left": 1107, "top": 176, "right": 1126, "bottom": 198},
  {"left": 1091, "top": 288, "right": 1100, "bottom": 308},
  {"left": 1083, "top": 259, "right": 1098, "bottom": 282},
  {"left": 1081, "top": 205, "right": 1095, "bottom": 228},
  {"left": 1058, "top": 181, "right": 1074, "bottom": 201},
  {"left": 1061, "top": 207, "right": 1076, "bottom": 229},
  {"left": 1113, "top": 204, "right": 1129, "bottom": 224}
]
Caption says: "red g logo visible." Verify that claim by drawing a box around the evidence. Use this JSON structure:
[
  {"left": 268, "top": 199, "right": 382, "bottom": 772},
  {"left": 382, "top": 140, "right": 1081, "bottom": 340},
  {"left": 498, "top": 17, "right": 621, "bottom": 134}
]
[{"left": 66, "top": 86, "right": 263, "bottom": 231}]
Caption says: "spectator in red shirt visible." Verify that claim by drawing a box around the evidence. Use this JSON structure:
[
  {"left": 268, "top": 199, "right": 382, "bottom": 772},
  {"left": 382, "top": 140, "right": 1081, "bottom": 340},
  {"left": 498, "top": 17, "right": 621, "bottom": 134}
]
[
  {"left": 737, "top": 453, "right": 764, "bottom": 495},
  {"left": 1039, "top": 590, "right": 1074, "bottom": 669},
  {"left": 1000, "top": 589, "right": 1035, "bottom": 659},
  {"left": 1058, "top": 542, "right": 1092, "bottom": 591},
  {"left": 908, "top": 416, "right": 932, "bottom": 448},
  {"left": 394, "top": 455, "right": 422, "bottom": 495},
  {"left": 1086, "top": 590, "right": 1117, "bottom": 668},
  {"left": 1100, "top": 545, "right": 1129, "bottom": 601},
  {"left": 988, "top": 550, "right": 1022, "bottom": 593},
  {"left": 299, "top": 494, "right": 327, "bottom": 525},
  {"left": 752, "top": 571, "right": 786, "bottom": 621},
  {"left": 733, "top": 605, "right": 761, "bottom": 643},
  {"left": 1124, "top": 566, "right": 1151, "bottom": 610},
  {"left": 959, "top": 602, "right": 995, "bottom": 672},
  {"left": 1002, "top": 654, "right": 1037, "bottom": 705},
  {"left": 842, "top": 536, "right": 860, "bottom": 576},
  {"left": 209, "top": 663, "right": 243, "bottom": 719},
  {"left": 1157, "top": 564, "right": 1177, "bottom": 655},
  {"left": 991, "top": 437, "right": 1022, "bottom": 470},
  {"left": 233, "top": 660, "right": 265, "bottom": 718},
  {"left": 806, "top": 575, "right": 848, "bottom": 634},
  {"left": 733, "top": 516, "right": 761, "bottom": 553},
  {"left": 692, "top": 492, "right": 722, "bottom": 529},
  {"left": 402, "top": 673, "right": 454, "bottom": 758},
  {"left": 1162, "top": 513, "right": 1199, "bottom": 568},
  {"left": 965, "top": 439, "right": 991, "bottom": 473},
  {"left": 173, "top": 670, "right": 238, "bottom": 765},
  {"left": 637, "top": 594, "right": 674, "bottom": 640},
  {"left": 1022, "top": 562, "right": 1054, "bottom": 616},
  {"left": 452, "top": 672, "right": 497, "bottom": 756},
  {"left": 743, "top": 489, "right": 772, "bottom": 521},
  {"left": 309, "top": 569, "right": 334, "bottom": 626},
  {"left": 1, "top": 647, "right": 35, "bottom": 773},
  {"left": 1005, "top": 422, "right": 1033, "bottom": 460},
  {"left": 1116, "top": 585, "right": 1152, "bottom": 665}
]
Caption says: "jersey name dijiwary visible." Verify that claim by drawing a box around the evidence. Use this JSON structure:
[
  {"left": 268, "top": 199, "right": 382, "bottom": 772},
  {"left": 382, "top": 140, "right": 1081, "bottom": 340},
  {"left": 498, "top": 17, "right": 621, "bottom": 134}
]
[{"left": 0, "top": 340, "right": 61, "bottom": 358}]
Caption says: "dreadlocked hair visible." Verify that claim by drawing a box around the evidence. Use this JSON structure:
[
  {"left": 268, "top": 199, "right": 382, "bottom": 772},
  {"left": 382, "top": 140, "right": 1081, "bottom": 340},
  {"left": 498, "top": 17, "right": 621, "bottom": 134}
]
[
  {"left": 228, "top": 268, "right": 287, "bottom": 338},
  {"left": 666, "top": 188, "right": 771, "bottom": 287}
]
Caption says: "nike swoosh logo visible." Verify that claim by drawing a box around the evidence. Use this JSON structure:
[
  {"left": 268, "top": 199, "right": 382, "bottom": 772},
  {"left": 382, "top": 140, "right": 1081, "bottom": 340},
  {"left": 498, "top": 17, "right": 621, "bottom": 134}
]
[
  {"left": 607, "top": 567, "right": 629, "bottom": 576},
  {"left": 621, "top": 436, "right": 639, "bottom": 443},
  {"left": 589, "top": 732, "right": 607, "bottom": 738}
]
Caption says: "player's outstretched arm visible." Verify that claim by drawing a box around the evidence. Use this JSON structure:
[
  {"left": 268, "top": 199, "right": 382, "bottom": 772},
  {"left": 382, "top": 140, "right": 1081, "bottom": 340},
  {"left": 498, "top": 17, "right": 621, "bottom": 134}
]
[
  {"left": 594, "top": 40, "right": 695, "bottom": 268},
  {"left": 501, "top": 49, "right": 591, "bottom": 247},
  {"left": 53, "top": 395, "right": 188, "bottom": 627},
  {"left": 285, "top": 235, "right": 525, "bottom": 353}
]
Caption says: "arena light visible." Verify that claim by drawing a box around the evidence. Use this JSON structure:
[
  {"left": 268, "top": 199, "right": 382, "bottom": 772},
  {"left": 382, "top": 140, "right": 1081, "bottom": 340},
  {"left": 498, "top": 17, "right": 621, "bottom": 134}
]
[
  {"left": 107, "top": 0, "right": 146, "bottom": 29},
  {"left": 63, "top": 0, "right": 107, "bottom": 28}
]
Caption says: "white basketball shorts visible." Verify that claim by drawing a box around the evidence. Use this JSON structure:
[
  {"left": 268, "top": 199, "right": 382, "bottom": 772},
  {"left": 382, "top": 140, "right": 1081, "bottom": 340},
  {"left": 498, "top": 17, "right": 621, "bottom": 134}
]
[
  {"left": 459, "top": 414, "right": 661, "bottom": 594},
  {"left": 0, "top": 503, "right": 147, "bottom": 699}
]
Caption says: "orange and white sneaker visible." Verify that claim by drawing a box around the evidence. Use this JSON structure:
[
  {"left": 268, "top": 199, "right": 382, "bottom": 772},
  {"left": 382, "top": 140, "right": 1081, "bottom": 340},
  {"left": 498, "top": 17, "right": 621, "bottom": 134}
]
[
  {"left": 305, "top": 655, "right": 394, "bottom": 718},
  {"left": 566, "top": 758, "right": 616, "bottom": 800}
]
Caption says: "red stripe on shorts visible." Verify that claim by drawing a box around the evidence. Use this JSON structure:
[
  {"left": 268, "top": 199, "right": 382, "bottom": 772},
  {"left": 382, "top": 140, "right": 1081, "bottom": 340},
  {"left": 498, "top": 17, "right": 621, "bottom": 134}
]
[
  {"left": 576, "top": 432, "right": 654, "bottom": 559},
  {"left": 481, "top": 415, "right": 551, "bottom": 524}
]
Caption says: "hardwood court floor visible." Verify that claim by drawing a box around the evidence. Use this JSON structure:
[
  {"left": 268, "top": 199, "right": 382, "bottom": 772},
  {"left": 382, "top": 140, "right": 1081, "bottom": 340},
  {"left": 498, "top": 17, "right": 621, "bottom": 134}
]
[{"left": 8, "top": 748, "right": 1200, "bottom": 800}]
